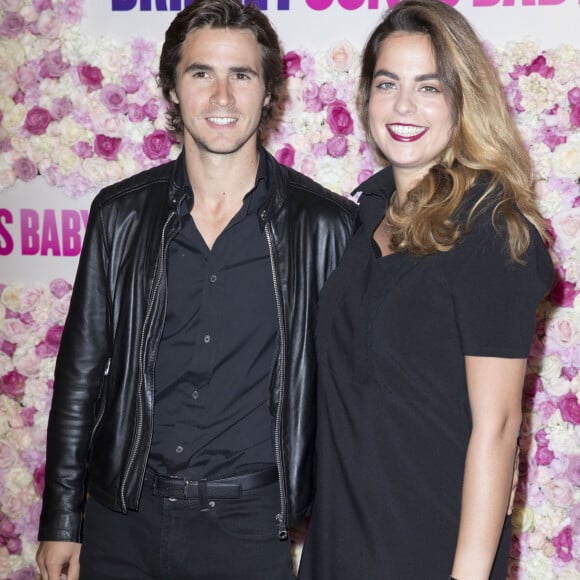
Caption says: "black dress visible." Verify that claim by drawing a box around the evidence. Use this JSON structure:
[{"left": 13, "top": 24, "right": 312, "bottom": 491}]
[{"left": 298, "top": 168, "right": 553, "bottom": 580}]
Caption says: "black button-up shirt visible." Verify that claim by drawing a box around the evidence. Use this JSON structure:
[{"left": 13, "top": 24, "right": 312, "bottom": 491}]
[{"left": 148, "top": 151, "right": 277, "bottom": 480}]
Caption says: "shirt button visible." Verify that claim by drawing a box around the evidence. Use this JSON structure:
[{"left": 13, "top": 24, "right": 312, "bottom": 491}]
[
  {"left": 175, "top": 445, "right": 183, "bottom": 454},
  {"left": 209, "top": 274, "right": 217, "bottom": 283},
  {"left": 203, "top": 334, "right": 211, "bottom": 343},
  {"left": 192, "top": 390, "right": 199, "bottom": 399}
]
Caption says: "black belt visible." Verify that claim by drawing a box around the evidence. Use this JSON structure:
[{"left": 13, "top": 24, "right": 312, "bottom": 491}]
[{"left": 150, "top": 466, "right": 278, "bottom": 500}]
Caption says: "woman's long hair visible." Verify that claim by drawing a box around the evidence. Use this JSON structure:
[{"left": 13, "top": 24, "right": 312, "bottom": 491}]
[{"left": 358, "top": 0, "right": 548, "bottom": 262}]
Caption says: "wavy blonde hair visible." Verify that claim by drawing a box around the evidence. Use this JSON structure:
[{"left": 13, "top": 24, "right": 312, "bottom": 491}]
[{"left": 357, "top": 0, "right": 547, "bottom": 262}]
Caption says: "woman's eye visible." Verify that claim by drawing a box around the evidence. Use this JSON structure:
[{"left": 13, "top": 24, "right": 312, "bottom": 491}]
[
  {"left": 377, "top": 81, "right": 396, "bottom": 90},
  {"left": 421, "top": 85, "right": 440, "bottom": 94}
]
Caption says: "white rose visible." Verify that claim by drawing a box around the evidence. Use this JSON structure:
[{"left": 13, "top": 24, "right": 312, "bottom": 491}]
[
  {"left": 58, "top": 117, "right": 91, "bottom": 147},
  {"left": 0, "top": 165, "right": 16, "bottom": 189},
  {"left": 52, "top": 145, "right": 81, "bottom": 175},
  {"left": 4, "top": 465, "right": 33, "bottom": 495},
  {"left": 2, "top": 102, "right": 26, "bottom": 133},
  {"left": 556, "top": 569, "right": 580, "bottom": 580},
  {"left": 544, "top": 377, "right": 571, "bottom": 397},
  {"left": 534, "top": 180, "right": 562, "bottom": 219},
  {"left": 539, "top": 354, "right": 563, "bottom": 384},
  {"left": 552, "top": 141, "right": 580, "bottom": 180},
  {"left": 117, "top": 152, "right": 140, "bottom": 179},
  {"left": 0, "top": 38, "right": 25, "bottom": 73}
]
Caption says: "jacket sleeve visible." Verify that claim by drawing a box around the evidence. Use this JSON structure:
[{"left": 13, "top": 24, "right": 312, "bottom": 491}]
[{"left": 38, "top": 198, "right": 112, "bottom": 542}]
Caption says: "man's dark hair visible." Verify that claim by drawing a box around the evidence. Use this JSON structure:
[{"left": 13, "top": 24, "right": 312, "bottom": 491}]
[{"left": 158, "top": 0, "right": 283, "bottom": 136}]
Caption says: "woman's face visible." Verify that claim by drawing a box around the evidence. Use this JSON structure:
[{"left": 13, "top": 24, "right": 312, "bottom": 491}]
[{"left": 368, "top": 32, "right": 454, "bottom": 192}]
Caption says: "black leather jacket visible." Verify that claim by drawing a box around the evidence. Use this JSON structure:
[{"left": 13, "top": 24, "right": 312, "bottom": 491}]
[{"left": 38, "top": 148, "right": 356, "bottom": 543}]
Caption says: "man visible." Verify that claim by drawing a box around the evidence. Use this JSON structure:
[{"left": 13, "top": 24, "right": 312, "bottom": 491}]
[{"left": 35, "top": 0, "right": 356, "bottom": 578}]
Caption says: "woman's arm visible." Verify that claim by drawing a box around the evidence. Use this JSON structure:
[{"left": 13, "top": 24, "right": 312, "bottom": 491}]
[{"left": 450, "top": 356, "right": 527, "bottom": 580}]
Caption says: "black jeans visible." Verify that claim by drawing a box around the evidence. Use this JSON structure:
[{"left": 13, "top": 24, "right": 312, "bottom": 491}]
[{"left": 79, "top": 477, "right": 294, "bottom": 579}]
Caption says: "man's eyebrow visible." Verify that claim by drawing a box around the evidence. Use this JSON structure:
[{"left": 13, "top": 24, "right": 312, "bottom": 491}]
[
  {"left": 373, "top": 69, "right": 440, "bottom": 82},
  {"left": 182, "top": 63, "right": 259, "bottom": 76}
]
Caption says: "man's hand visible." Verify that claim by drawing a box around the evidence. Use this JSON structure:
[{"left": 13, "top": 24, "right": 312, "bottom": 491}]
[{"left": 36, "top": 541, "right": 81, "bottom": 580}]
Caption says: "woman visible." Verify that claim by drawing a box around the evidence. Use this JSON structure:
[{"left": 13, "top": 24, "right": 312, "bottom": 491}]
[{"left": 298, "top": 1, "right": 553, "bottom": 578}]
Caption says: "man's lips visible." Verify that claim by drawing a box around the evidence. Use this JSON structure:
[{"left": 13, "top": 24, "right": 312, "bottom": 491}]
[{"left": 387, "top": 123, "right": 428, "bottom": 142}]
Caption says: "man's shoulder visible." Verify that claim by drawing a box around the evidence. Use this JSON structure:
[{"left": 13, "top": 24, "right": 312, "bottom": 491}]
[
  {"left": 92, "top": 159, "right": 177, "bottom": 209},
  {"left": 281, "top": 163, "right": 356, "bottom": 216}
]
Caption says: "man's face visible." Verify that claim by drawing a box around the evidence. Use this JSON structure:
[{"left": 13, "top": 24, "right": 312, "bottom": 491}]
[{"left": 171, "top": 26, "right": 269, "bottom": 159}]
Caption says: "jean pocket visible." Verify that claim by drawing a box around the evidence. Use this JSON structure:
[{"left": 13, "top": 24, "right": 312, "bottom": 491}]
[{"left": 213, "top": 482, "right": 280, "bottom": 541}]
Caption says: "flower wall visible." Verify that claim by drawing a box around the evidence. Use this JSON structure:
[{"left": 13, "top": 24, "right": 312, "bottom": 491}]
[{"left": 0, "top": 0, "right": 579, "bottom": 578}]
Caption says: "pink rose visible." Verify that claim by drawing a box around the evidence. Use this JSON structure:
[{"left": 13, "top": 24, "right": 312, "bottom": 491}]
[
  {"left": 24, "top": 106, "right": 52, "bottom": 135},
  {"left": 127, "top": 104, "right": 146, "bottom": 123},
  {"left": 312, "top": 142, "right": 327, "bottom": 158},
  {"left": 0, "top": 139, "right": 11, "bottom": 153},
  {"left": 527, "top": 55, "right": 554, "bottom": 79},
  {"left": 78, "top": 62, "right": 104, "bottom": 91},
  {"left": 36, "top": 9, "right": 61, "bottom": 39},
  {"left": 535, "top": 429, "right": 549, "bottom": 446},
  {"left": 0, "top": 13, "right": 25, "bottom": 38},
  {"left": 326, "top": 100, "right": 353, "bottom": 136},
  {"left": 143, "top": 129, "right": 172, "bottom": 160},
  {"left": 553, "top": 526, "right": 573, "bottom": 562},
  {"left": 329, "top": 44, "right": 354, "bottom": 73},
  {"left": 569, "top": 87, "right": 580, "bottom": 107},
  {"left": 121, "top": 74, "right": 141, "bottom": 94},
  {"left": 544, "top": 479, "right": 575, "bottom": 508},
  {"left": 94, "top": 134, "right": 122, "bottom": 161},
  {"left": 357, "top": 169, "right": 374, "bottom": 185},
  {"left": 535, "top": 445, "right": 554, "bottom": 465},
  {"left": 275, "top": 144, "right": 295, "bottom": 168},
  {"left": 566, "top": 456, "right": 580, "bottom": 487},
  {"left": 33, "top": 0, "right": 53, "bottom": 10},
  {"left": 6, "top": 537, "right": 22, "bottom": 555},
  {"left": 1, "top": 341, "right": 16, "bottom": 357},
  {"left": 50, "top": 96, "right": 73, "bottom": 120},
  {"left": 34, "top": 464, "right": 46, "bottom": 496},
  {"left": 46, "top": 324, "right": 64, "bottom": 347},
  {"left": 552, "top": 208, "right": 580, "bottom": 251},
  {"left": 543, "top": 129, "right": 566, "bottom": 152},
  {"left": 283, "top": 51, "right": 302, "bottom": 77},
  {"left": 549, "top": 267, "right": 578, "bottom": 307},
  {"left": 319, "top": 83, "right": 337, "bottom": 105},
  {"left": 72, "top": 141, "right": 93, "bottom": 159},
  {"left": 21, "top": 406, "right": 37, "bottom": 427},
  {"left": 558, "top": 393, "right": 580, "bottom": 424},
  {"left": 0, "top": 370, "right": 26, "bottom": 399},
  {"left": 300, "top": 158, "right": 316, "bottom": 178},
  {"left": 12, "top": 157, "right": 37, "bottom": 182},
  {"left": 570, "top": 504, "right": 580, "bottom": 534},
  {"left": 327, "top": 135, "right": 348, "bottom": 158},
  {"left": 302, "top": 81, "right": 319, "bottom": 101},
  {"left": 0, "top": 442, "right": 18, "bottom": 470},
  {"left": 50, "top": 278, "right": 72, "bottom": 299},
  {"left": 571, "top": 104, "right": 580, "bottom": 129},
  {"left": 143, "top": 98, "right": 160, "bottom": 121},
  {"left": 100, "top": 84, "right": 128, "bottom": 114},
  {"left": 305, "top": 98, "right": 323, "bottom": 113},
  {"left": 39, "top": 49, "right": 69, "bottom": 79}
]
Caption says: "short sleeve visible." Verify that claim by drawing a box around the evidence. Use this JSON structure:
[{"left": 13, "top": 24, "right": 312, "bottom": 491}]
[{"left": 448, "top": 207, "right": 553, "bottom": 358}]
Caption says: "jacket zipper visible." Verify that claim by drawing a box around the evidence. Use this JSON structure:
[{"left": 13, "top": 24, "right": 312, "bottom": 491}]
[
  {"left": 262, "top": 209, "right": 289, "bottom": 540},
  {"left": 119, "top": 209, "right": 175, "bottom": 512},
  {"left": 88, "top": 357, "right": 111, "bottom": 448}
]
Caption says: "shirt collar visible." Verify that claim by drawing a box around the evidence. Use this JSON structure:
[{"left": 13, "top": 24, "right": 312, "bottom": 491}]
[{"left": 176, "top": 146, "right": 270, "bottom": 218}]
